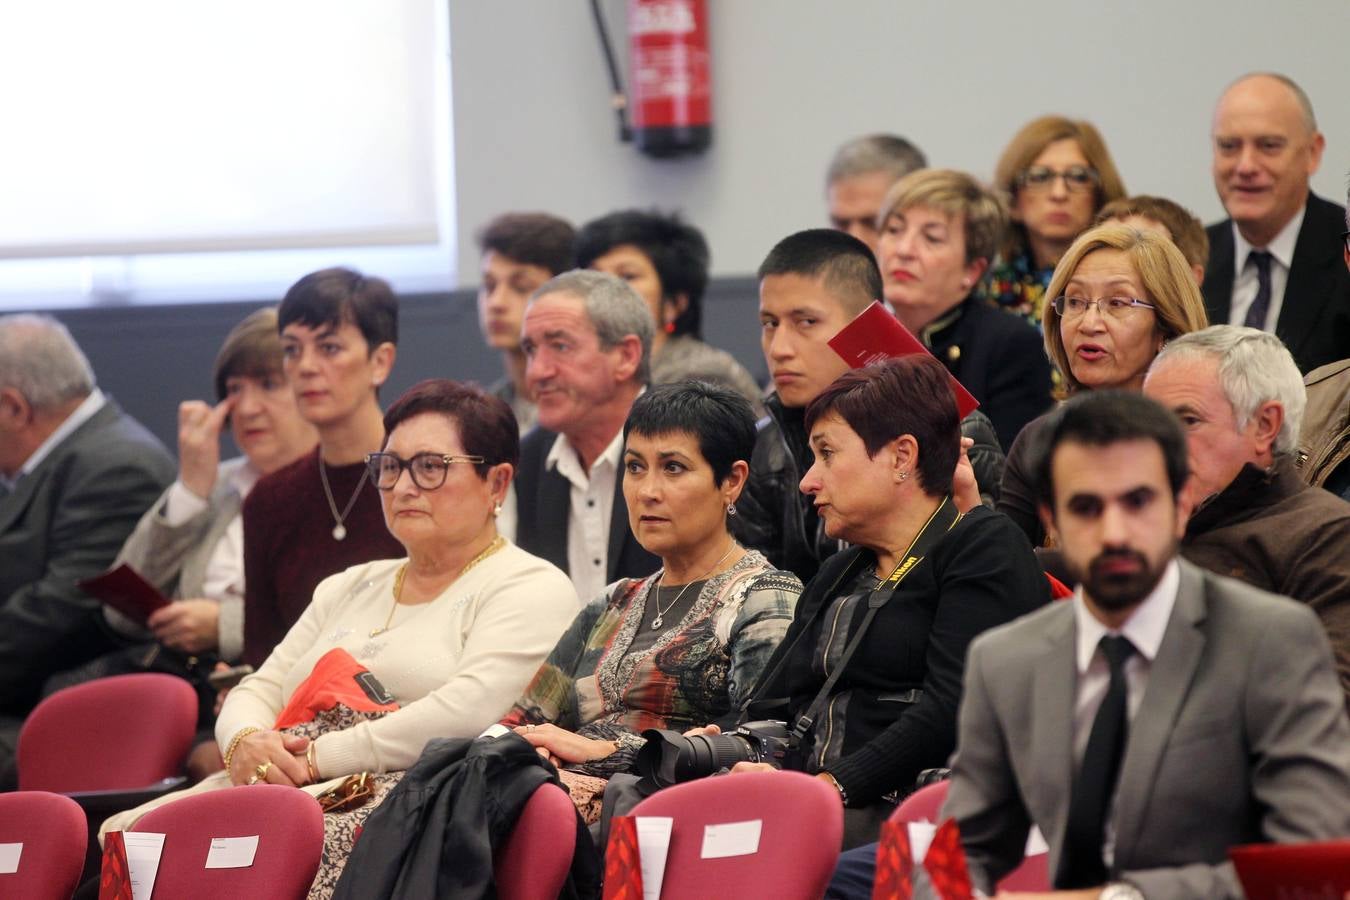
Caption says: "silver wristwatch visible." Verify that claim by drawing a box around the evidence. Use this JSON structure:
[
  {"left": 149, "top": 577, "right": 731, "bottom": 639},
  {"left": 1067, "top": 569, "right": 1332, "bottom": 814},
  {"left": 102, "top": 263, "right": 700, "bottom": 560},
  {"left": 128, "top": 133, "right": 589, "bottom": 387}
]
[{"left": 1099, "top": 882, "right": 1145, "bottom": 900}]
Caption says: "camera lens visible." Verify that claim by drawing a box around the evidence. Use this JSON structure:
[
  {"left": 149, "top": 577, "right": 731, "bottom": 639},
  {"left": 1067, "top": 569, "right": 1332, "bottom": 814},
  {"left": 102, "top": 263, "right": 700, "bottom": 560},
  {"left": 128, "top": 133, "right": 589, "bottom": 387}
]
[{"left": 676, "top": 734, "right": 757, "bottom": 780}]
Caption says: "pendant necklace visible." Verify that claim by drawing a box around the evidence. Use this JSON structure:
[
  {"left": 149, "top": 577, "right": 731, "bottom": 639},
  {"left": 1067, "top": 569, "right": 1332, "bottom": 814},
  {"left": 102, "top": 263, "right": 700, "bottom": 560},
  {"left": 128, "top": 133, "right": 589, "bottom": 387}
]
[
  {"left": 319, "top": 455, "right": 369, "bottom": 541},
  {"left": 369, "top": 536, "right": 507, "bottom": 638},
  {"left": 651, "top": 541, "right": 738, "bottom": 631}
]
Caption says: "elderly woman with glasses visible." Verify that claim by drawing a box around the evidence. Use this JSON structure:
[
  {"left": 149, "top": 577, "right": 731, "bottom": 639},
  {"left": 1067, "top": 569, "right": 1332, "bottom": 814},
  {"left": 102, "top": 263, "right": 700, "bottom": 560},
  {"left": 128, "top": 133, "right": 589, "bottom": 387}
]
[
  {"left": 103, "top": 380, "right": 581, "bottom": 885},
  {"left": 997, "top": 223, "right": 1210, "bottom": 545},
  {"left": 982, "top": 116, "right": 1128, "bottom": 328}
]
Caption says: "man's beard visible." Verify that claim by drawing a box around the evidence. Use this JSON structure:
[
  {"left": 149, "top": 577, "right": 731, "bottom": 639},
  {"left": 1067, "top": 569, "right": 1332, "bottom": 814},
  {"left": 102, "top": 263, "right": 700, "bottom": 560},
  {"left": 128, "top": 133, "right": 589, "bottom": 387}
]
[{"left": 1076, "top": 543, "right": 1174, "bottom": 612}]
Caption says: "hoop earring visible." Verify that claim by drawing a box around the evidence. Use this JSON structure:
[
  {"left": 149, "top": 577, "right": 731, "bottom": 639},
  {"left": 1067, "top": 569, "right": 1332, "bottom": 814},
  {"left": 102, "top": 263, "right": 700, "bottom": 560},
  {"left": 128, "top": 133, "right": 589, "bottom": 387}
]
[{"left": 726, "top": 502, "right": 738, "bottom": 517}]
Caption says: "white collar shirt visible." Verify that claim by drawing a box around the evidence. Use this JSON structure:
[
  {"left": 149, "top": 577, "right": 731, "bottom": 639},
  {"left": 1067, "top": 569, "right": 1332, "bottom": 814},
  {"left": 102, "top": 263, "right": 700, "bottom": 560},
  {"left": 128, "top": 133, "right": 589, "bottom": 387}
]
[
  {"left": 545, "top": 427, "right": 625, "bottom": 603},
  {"left": 1, "top": 389, "right": 107, "bottom": 491},
  {"left": 1229, "top": 203, "right": 1305, "bottom": 332},
  {"left": 1071, "top": 557, "right": 1180, "bottom": 867},
  {"left": 161, "top": 461, "right": 262, "bottom": 607}
]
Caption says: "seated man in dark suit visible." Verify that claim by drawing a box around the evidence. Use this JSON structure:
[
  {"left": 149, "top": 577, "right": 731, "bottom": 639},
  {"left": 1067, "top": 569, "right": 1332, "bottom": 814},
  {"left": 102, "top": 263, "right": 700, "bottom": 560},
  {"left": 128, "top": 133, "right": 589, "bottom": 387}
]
[
  {"left": 509, "top": 269, "right": 659, "bottom": 601},
  {"left": 828, "top": 391, "right": 1350, "bottom": 899},
  {"left": 1202, "top": 72, "right": 1350, "bottom": 374},
  {"left": 1144, "top": 324, "right": 1350, "bottom": 705},
  {"left": 0, "top": 314, "right": 176, "bottom": 775}
]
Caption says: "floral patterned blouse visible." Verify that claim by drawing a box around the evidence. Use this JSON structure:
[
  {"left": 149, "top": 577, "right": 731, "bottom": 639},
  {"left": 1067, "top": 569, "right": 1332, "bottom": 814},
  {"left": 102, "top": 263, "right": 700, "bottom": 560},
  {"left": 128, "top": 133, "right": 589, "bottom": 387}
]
[
  {"left": 500, "top": 549, "right": 801, "bottom": 777},
  {"left": 979, "top": 248, "right": 1054, "bottom": 330}
]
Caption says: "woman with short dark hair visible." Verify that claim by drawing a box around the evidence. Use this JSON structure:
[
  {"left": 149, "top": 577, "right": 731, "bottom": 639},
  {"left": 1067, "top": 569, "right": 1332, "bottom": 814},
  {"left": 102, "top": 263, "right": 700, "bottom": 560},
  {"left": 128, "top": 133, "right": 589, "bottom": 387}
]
[
  {"left": 722, "top": 356, "right": 1047, "bottom": 848},
  {"left": 500, "top": 381, "right": 801, "bottom": 820},
  {"left": 576, "top": 210, "right": 765, "bottom": 411}
]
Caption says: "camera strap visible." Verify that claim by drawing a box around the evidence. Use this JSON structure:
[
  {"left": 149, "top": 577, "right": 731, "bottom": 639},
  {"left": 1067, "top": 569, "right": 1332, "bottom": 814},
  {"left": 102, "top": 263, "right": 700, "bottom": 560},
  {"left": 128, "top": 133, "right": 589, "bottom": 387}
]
[{"left": 787, "top": 495, "right": 962, "bottom": 748}]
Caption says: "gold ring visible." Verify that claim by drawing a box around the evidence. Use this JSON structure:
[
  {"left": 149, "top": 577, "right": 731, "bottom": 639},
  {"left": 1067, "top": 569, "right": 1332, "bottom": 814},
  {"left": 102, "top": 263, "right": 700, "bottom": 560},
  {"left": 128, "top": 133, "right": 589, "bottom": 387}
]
[{"left": 252, "top": 762, "right": 272, "bottom": 784}]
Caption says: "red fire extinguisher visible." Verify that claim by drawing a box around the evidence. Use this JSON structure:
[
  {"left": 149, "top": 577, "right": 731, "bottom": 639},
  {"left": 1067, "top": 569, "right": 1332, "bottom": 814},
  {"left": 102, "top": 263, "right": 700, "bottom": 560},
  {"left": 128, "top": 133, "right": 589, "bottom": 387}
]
[{"left": 627, "top": 0, "right": 712, "bottom": 157}]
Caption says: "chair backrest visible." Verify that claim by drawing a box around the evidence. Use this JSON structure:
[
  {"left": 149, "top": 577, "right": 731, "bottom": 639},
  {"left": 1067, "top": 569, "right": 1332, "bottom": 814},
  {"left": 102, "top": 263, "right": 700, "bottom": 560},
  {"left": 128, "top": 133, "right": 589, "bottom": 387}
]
[
  {"left": 17, "top": 673, "right": 199, "bottom": 792},
  {"left": 494, "top": 783, "right": 576, "bottom": 900},
  {"left": 134, "top": 784, "right": 324, "bottom": 900},
  {"left": 892, "top": 779, "right": 1049, "bottom": 892},
  {"left": 0, "top": 791, "right": 88, "bottom": 900},
  {"left": 625, "top": 770, "right": 843, "bottom": 899}
]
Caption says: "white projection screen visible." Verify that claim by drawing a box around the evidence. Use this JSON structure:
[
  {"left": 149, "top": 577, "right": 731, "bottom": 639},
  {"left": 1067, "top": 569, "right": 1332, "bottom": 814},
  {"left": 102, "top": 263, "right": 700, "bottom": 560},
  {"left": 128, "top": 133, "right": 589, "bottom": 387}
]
[{"left": 0, "top": 1, "right": 443, "bottom": 260}]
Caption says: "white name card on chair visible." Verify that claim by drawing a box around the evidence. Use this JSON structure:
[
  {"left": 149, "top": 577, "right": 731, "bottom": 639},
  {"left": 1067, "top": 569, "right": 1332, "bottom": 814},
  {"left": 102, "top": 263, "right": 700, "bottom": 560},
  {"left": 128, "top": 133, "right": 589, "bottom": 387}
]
[
  {"left": 0, "top": 843, "right": 21, "bottom": 874},
  {"left": 700, "top": 819, "right": 762, "bottom": 859},
  {"left": 635, "top": 816, "right": 673, "bottom": 900},
  {"left": 204, "top": 835, "right": 259, "bottom": 869},
  {"left": 122, "top": 832, "right": 166, "bottom": 900}
]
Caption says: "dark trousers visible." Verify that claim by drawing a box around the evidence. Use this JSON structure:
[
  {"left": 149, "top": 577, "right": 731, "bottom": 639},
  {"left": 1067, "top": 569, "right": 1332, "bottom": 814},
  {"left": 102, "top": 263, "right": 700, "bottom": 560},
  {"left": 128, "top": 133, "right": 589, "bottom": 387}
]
[{"left": 826, "top": 841, "right": 879, "bottom": 899}]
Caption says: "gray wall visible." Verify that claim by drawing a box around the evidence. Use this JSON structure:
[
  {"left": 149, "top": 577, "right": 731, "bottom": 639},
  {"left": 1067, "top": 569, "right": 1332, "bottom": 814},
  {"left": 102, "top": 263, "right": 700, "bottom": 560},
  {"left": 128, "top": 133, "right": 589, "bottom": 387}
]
[{"left": 449, "top": 0, "right": 1350, "bottom": 284}]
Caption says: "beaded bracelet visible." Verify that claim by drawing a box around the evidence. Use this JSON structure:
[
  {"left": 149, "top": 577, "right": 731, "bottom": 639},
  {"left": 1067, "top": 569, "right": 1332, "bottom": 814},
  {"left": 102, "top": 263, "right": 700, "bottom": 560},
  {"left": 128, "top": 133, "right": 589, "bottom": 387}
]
[{"left": 222, "top": 726, "right": 262, "bottom": 772}]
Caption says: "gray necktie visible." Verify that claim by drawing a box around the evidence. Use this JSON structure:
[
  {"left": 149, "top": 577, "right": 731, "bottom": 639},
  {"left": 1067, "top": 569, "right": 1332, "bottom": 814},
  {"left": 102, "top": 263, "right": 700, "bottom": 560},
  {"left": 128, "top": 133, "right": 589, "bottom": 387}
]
[{"left": 1243, "top": 250, "right": 1273, "bottom": 329}]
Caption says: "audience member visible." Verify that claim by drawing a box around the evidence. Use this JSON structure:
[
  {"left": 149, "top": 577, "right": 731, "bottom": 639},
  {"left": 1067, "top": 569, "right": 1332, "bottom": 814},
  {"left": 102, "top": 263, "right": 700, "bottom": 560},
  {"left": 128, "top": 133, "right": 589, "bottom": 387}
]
[
  {"left": 1202, "top": 72, "right": 1350, "bottom": 374},
  {"left": 107, "top": 308, "right": 317, "bottom": 664},
  {"left": 512, "top": 270, "right": 660, "bottom": 601},
  {"left": 823, "top": 133, "right": 927, "bottom": 253},
  {"left": 242, "top": 268, "right": 403, "bottom": 667},
  {"left": 985, "top": 116, "right": 1127, "bottom": 327},
  {"left": 908, "top": 391, "right": 1348, "bottom": 898},
  {"left": 999, "top": 223, "right": 1209, "bottom": 545},
  {"left": 735, "top": 229, "right": 1004, "bottom": 584},
  {"left": 1294, "top": 192, "right": 1350, "bottom": 499},
  {"left": 575, "top": 209, "right": 763, "bottom": 411},
  {"left": 1144, "top": 325, "right": 1350, "bottom": 702},
  {"left": 723, "top": 357, "right": 1046, "bottom": 849},
  {"left": 1096, "top": 194, "right": 1209, "bottom": 284},
  {"left": 877, "top": 168, "right": 1053, "bottom": 449},
  {"left": 501, "top": 382, "right": 801, "bottom": 821},
  {"left": 475, "top": 212, "right": 576, "bottom": 432},
  {"left": 0, "top": 314, "right": 175, "bottom": 776},
  {"left": 103, "top": 379, "right": 580, "bottom": 894}
]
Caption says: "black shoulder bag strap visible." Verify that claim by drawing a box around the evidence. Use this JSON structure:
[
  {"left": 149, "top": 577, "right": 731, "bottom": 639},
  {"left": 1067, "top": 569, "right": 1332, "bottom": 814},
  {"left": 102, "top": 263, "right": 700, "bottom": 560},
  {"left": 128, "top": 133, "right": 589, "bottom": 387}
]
[{"left": 787, "top": 496, "right": 962, "bottom": 748}]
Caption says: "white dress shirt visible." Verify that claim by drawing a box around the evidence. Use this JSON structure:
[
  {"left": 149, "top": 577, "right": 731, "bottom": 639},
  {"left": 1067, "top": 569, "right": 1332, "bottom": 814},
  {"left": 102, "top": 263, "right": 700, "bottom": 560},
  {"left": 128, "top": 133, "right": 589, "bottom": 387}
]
[
  {"left": 161, "top": 461, "right": 261, "bottom": 607},
  {"left": 1071, "top": 558, "right": 1181, "bottom": 867},
  {"left": 545, "top": 428, "right": 624, "bottom": 603},
  {"left": 1, "top": 388, "right": 106, "bottom": 491},
  {"left": 1229, "top": 204, "right": 1305, "bottom": 332}
]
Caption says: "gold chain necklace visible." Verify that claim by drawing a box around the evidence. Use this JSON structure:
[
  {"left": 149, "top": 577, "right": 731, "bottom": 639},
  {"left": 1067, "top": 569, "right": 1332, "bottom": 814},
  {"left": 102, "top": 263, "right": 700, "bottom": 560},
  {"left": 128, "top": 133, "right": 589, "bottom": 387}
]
[
  {"left": 651, "top": 541, "right": 738, "bottom": 630},
  {"left": 369, "top": 536, "right": 507, "bottom": 637}
]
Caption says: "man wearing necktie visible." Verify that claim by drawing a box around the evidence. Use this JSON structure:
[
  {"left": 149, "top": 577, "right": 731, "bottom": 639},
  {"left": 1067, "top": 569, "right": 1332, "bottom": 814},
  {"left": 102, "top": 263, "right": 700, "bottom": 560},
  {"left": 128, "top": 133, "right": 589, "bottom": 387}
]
[
  {"left": 1200, "top": 72, "right": 1350, "bottom": 374},
  {"left": 939, "top": 391, "right": 1350, "bottom": 899}
]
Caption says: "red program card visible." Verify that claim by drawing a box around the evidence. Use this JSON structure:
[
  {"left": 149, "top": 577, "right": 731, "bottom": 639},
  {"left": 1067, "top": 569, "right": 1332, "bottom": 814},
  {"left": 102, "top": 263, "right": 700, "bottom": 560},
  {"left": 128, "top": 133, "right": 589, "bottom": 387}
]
[
  {"left": 828, "top": 301, "right": 980, "bottom": 419},
  {"left": 78, "top": 563, "right": 170, "bottom": 625}
]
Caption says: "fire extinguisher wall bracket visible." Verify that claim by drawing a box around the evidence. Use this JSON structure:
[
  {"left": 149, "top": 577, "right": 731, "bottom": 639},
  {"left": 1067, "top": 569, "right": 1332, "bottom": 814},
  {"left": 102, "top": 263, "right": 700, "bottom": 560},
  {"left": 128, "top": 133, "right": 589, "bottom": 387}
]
[{"left": 627, "top": 0, "right": 712, "bottom": 158}]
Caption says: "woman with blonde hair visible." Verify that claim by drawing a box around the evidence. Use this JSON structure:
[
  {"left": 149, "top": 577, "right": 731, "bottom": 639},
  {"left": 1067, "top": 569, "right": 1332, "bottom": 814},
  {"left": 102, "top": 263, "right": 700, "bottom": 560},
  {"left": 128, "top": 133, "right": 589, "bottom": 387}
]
[
  {"left": 984, "top": 116, "right": 1128, "bottom": 327},
  {"left": 875, "top": 168, "right": 1052, "bottom": 450},
  {"left": 998, "top": 222, "right": 1209, "bottom": 544}
]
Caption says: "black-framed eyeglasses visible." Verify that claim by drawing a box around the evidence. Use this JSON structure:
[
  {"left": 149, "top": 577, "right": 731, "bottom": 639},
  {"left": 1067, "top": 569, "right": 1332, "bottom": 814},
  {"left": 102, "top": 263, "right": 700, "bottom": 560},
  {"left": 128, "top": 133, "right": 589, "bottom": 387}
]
[
  {"left": 364, "top": 452, "right": 486, "bottom": 491},
  {"left": 1015, "top": 165, "right": 1100, "bottom": 194},
  {"left": 1051, "top": 296, "right": 1156, "bottom": 320}
]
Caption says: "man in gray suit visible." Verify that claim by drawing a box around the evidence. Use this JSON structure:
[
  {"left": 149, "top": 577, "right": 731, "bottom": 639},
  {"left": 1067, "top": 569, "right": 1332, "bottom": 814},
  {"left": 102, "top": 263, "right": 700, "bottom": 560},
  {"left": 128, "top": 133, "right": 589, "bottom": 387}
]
[
  {"left": 0, "top": 314, "right": 175, "bottom": 773},
  {"left": 944, "top": 391, "right": 1350, "bottom": 898}
]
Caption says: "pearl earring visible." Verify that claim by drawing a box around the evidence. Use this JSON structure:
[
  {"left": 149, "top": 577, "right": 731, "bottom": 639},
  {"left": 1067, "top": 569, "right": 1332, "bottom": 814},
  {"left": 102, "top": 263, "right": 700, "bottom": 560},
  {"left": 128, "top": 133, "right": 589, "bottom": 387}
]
[{"left": 493, "top": 501, "right": 503, "bottom": 517}]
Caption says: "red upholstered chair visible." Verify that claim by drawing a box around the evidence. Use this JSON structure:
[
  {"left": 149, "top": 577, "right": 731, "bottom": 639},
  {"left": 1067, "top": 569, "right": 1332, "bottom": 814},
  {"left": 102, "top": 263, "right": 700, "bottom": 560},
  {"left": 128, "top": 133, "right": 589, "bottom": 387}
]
[
  {"left": 889, "top": 779, "right": 1049, "bottom": 892},
  {"left": 134, "top": 784, "right": 324, "bottom": 899},
  {"left": 17, "top": 673, "right": 199, "bottom": 793},
  {"left": 625, "top": 770, "right": 843, "bottom": 899},
  {"left": 0, "top": 791, "right": 88, "bottom": 900},
  {"left": 494, "top": 783, "right": 577, "bottom": 899}
]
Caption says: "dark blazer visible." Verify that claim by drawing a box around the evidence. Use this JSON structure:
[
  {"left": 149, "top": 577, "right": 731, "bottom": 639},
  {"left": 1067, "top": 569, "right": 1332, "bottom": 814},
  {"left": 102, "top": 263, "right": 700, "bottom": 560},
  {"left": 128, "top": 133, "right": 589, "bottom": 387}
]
[
  {"left": 513, "top": 427, "right": 659, "bottom": 595},
  {"left": 1202, "top": 192, "right": 1350, "bottom": 374},
  {"left": 0, "top": 399, "right": 175, "bottom": 714},
  {"left": 927, "top": 297, "right": 1054, "bottom": 451},
  {"left": 944, "top": 559, "right": 1350, "bottom": 897}
]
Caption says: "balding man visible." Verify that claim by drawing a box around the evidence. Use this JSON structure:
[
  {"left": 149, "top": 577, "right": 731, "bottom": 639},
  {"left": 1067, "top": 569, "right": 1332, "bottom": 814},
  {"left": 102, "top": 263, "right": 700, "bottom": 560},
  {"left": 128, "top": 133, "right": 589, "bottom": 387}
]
[
  {"left": 0, "top": 314, "right": 174, "bottom": 773},
  {"left": 1202, "top": 72, "right": 1350, "bottom": 373},
  {"left": 824, "top": 134, "right": 927, "bottom": 254}
]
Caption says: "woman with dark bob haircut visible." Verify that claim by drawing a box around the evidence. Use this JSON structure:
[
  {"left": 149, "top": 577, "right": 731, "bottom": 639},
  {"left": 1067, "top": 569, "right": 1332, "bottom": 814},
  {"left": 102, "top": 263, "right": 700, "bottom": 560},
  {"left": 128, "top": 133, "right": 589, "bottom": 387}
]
[
  {"left": 502, "top": 381, "right": 802, "bottom": 821},
  {"left": 106, "top": 379, "right": 580, "bottom": 892},
  {"left": 706, "top": 356, "right": 1047, "bottom": 848},
  {"left": 576, "top": 209, "right": 765, "bottom": 412}
]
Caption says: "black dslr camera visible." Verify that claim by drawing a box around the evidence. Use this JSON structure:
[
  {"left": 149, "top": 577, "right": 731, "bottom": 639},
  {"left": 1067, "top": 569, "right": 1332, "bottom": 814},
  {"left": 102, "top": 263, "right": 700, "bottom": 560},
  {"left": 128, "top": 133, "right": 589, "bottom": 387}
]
[{"left": 635, "top": 720, "right": 793, "bottom": 790}]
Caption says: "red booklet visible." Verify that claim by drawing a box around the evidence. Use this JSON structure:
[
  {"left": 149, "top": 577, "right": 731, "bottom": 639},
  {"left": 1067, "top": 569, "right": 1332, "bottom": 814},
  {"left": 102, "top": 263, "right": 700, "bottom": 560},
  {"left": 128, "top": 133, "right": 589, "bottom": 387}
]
[
  {"left": 78, "top": 563, "right": 170, "bottom": 625},
  {"left": 1230, "top": 840, "right": 1350, "bottom": 897},
  {"left": 828, "top": 301, "right": 980, "bottom": 419}
]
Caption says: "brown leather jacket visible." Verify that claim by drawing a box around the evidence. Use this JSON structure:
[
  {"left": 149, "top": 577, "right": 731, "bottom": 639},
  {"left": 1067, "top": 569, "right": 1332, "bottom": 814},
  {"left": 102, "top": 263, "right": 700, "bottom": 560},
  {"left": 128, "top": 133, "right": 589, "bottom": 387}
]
[{"left": 1296, "top": 359, "right": 1350, "bottom": 494}]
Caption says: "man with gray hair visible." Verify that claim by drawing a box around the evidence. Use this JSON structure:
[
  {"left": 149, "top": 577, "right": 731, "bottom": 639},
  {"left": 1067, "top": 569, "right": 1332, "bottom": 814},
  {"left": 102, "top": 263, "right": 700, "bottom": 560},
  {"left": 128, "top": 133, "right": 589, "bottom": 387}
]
[
  {"left": 1144, "top": 324, "right": 1350, "bottom": 701},
  {"left": 511, "top": 270, "right": 659, "bottom": 600},
  {"left": 0, "top": 314, "right": 175, "bottom": 772},
  {"left": 1202, "top": 72, "right": 1350, "bottom": 374},
  {"left": 825, "top": 133, "right": 927, "bottom": 253}
]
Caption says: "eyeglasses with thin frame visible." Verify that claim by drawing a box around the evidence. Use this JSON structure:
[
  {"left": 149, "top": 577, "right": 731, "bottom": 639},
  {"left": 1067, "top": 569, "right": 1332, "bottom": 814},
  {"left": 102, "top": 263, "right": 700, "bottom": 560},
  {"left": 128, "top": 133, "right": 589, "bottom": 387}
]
[
  {"left": 1016, "top": 165, "right": 1100, "bottom": 194},
  {"left": 365, "top": 451, "right": 486, "bottom": 491},
  {"left": 1051, "top": 296, "right": 1156, "bottom": 320}
]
